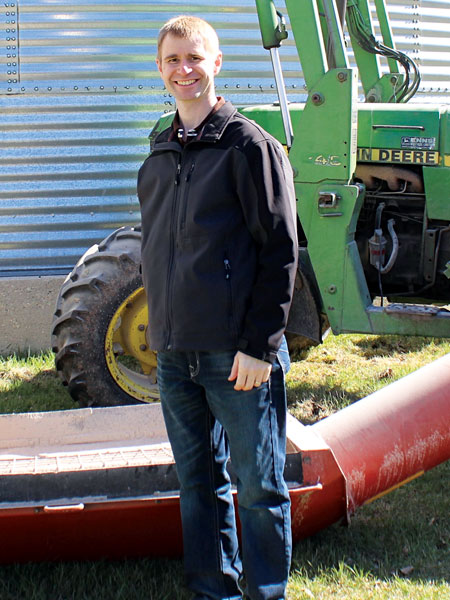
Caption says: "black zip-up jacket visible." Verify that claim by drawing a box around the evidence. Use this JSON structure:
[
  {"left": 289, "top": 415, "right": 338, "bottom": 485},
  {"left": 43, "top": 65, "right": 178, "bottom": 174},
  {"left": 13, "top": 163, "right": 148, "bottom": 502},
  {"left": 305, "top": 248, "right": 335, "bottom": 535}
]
[{"left": 137, "top": 101, "right": 297, "bottom": 364}]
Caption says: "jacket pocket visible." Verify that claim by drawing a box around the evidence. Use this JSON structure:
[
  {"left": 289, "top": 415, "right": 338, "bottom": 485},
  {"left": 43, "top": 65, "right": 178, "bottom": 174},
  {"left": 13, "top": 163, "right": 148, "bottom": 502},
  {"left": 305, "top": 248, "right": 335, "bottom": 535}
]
[
  {"left": 223, "top": 254, "right": 237, "bottom": 334},
  {"left": 179, "top": 160, "right": 195, "bottom": 234}
]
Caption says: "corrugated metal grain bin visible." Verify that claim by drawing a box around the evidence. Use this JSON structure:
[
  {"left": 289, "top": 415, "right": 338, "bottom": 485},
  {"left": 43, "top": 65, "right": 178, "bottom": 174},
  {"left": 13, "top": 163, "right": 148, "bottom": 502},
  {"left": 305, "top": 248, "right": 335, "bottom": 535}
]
[
  {"left": 0, "top": 0, "right": 305, "bottom": 277},
  {"left": 1, "top": 0, "right": 449, "bottom": 277}
]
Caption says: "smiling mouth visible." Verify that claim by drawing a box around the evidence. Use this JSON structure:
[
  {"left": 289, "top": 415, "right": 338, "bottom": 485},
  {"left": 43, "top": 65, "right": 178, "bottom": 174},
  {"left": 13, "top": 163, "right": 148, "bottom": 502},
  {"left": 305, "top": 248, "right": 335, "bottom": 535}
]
[{"left": 176, "top": 79, "right": 197, "bottom": 86}]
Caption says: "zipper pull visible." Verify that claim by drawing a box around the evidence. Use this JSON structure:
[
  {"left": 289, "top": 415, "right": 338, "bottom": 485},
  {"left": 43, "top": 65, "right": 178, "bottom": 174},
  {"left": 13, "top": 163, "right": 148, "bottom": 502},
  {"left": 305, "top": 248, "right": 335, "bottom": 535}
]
[
  {"left": 224, "top": 258, "right": 231, "bottom": 280},
  {"left": 186, "top": 162, "right": 195, "bottom": 182},
  {"left": 175, "top": 162, "right": 181, "bottom": 185}
]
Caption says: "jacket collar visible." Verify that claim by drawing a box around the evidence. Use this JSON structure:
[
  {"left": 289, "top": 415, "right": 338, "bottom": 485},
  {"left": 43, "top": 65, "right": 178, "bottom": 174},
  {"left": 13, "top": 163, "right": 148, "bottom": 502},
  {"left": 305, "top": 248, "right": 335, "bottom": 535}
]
[
  {"left": 154, "top": 100, "right": 236, "bottom": 148},
  {"left": 199, "top": 100, "right": 236, "bottom": 142}
]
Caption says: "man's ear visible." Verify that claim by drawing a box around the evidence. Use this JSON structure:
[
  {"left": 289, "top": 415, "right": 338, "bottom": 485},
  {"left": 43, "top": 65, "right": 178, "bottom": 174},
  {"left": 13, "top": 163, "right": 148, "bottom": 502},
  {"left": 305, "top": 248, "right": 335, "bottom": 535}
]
[
  {"left": 214, "top": 52, "right": 223, "bottom": 76},
  {"left": 156, "top": 58, "right": 162, "bottom": 76}
]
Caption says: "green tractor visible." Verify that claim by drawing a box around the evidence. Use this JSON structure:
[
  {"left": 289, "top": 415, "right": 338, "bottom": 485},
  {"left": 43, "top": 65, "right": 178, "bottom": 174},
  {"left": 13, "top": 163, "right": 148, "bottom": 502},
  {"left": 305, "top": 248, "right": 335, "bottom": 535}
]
[{"left": 51, "top": 0, "right": 450, "bottom": 406}]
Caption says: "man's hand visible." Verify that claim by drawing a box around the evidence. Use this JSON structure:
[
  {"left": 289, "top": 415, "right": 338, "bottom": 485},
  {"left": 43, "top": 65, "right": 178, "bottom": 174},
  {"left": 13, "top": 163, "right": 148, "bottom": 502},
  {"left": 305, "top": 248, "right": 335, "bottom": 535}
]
[{"left": 228, "top": 351, "right": 272, "bottom": 391}]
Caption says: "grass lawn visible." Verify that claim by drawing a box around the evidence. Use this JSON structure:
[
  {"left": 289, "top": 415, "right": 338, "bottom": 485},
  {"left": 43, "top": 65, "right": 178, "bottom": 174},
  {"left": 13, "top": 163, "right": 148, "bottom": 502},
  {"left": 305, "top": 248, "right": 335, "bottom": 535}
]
[{"left": 0, "top": 334, "right": 448, "bottom": 599}]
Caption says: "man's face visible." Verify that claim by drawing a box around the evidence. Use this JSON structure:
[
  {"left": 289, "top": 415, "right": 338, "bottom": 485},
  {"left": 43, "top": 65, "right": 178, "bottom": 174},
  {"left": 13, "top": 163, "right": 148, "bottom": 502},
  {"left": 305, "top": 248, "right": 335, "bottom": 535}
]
[{"left": 156, "top": 33, "right": 222, "bottom": 105}]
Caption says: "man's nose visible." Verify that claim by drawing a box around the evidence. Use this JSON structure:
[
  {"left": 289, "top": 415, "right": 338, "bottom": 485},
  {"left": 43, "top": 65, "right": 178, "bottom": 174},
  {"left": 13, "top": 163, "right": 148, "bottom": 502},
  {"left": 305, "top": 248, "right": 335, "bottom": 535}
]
[{"left": 178, "top": 62, "right": 193, "bottom": 75}]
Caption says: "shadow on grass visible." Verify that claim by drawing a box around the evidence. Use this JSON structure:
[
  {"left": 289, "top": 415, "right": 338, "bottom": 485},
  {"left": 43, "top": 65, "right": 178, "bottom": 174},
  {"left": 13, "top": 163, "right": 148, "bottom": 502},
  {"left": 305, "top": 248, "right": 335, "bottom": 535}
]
[
  {"left": 0, "top": 369, "right": 77, "bottom": 414},
  {"left": 0, "top": 556, "right": 190, "bottom": 600},
  {"left": 287, "top": 383, "right": 359, "bottom": 424},
  {"left": 353, "top": 335, "right": 444, "bottom": 359},
  {"left": 292, "top": 461, "right": 450, "bottom": 585}
]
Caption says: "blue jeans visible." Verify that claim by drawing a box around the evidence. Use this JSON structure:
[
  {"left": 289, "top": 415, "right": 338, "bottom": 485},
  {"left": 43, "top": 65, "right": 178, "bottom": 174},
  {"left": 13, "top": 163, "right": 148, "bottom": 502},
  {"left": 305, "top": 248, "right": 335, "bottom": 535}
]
[{"left": 157, "top": 342, "right": 292, "bottom": 600}]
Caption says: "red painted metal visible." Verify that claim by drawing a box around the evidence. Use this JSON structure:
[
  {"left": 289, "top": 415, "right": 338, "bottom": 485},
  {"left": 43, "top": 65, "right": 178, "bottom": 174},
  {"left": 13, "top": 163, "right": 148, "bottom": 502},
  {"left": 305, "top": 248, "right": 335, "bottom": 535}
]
[
  {"left": 311, "top": 351, "right": 450, "bottom": 517},
  {"left": 0, "top": 354, "right": 448, "bottom": 564},
  {"left": 269, "top": 352, "right": 450, "bottom": 539},
  {"left": 0, "top": 497, "right": 183, "bottom": 564}
]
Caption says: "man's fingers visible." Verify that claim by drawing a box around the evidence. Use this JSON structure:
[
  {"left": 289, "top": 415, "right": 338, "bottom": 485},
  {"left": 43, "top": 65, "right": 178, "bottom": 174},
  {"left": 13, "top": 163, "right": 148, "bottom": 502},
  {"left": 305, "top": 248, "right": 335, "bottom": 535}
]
[
  {"left": 228, "top": 354, "right": 239, "bottom": 382},
  {"left": 234, "top": 371, "right": 250, "bottom": 391},
  {"left": 230, "top": 351, "right": 272, "bottom": 391}
]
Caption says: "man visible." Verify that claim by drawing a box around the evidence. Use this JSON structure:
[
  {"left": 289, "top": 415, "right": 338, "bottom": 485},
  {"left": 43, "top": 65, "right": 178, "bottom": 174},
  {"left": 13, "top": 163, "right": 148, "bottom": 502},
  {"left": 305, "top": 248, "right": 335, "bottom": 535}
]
[{"left": 138, "top": 15, "right": 297, "bottom": 600}]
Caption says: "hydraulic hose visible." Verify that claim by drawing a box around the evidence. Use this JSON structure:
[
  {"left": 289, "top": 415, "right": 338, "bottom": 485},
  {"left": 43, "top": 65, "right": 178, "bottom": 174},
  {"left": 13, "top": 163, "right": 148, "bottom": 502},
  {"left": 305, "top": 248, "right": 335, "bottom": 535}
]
[{"left": 379, "top": 218, "right": 399, "bottom": 274}]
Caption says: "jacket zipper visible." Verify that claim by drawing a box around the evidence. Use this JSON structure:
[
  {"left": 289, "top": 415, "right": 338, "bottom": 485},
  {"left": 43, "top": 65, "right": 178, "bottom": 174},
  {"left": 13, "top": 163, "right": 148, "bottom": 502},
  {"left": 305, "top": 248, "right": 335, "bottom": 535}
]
[
  {"left": 165, "top": 156, "right": 182, "bottom": 349},
  {"left": 175, "top": 161, "right": 182, "bottom": 184}
]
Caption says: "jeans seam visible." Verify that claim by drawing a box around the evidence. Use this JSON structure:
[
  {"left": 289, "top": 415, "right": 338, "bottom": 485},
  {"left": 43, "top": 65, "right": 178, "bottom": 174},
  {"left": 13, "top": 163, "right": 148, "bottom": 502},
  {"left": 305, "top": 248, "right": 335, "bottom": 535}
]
[
  {"left": 269, "top": 367, "right": 291, "bottom": 574},
  {"left": 268, "top": 378, "right": 279, "bottom": 491},
  {"left": 206, "top": 406, "right": 229, "bottom": 597}
]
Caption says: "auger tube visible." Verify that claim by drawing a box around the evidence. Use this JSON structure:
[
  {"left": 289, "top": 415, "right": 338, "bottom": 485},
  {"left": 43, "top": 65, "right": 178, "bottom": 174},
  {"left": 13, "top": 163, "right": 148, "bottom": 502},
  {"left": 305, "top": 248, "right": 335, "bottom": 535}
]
[{"left": 287, "top": 352, "right": 450, "bottom": 539}]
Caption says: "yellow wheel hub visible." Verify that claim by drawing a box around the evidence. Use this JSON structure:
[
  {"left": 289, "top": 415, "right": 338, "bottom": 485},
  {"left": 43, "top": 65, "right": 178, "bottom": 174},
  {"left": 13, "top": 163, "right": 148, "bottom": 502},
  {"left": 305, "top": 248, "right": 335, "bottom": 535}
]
[{"left": 105, "top": 287, "right": 159, "bottom": 402}]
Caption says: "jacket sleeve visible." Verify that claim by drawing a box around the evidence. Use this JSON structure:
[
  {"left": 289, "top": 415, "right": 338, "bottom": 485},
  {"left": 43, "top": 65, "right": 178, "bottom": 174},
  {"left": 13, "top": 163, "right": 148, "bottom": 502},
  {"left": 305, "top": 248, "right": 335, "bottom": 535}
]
[{"left": 234, "top": 136, "right": 298, "bottom": 363}]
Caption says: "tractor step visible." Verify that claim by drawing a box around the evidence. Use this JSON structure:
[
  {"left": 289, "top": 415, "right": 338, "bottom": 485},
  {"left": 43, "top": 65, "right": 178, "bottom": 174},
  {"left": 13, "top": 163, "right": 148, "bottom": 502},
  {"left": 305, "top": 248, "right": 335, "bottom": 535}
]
[{"left": 382, "top": 303, "right": 450, "bottom": 318}]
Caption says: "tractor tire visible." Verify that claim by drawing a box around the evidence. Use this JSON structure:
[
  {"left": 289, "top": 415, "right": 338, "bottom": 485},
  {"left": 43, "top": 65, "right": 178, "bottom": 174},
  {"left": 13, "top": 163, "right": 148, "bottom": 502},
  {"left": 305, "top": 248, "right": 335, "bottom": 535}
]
[{"left": 51, "top": 226, "right": 159, "bottom": 407}]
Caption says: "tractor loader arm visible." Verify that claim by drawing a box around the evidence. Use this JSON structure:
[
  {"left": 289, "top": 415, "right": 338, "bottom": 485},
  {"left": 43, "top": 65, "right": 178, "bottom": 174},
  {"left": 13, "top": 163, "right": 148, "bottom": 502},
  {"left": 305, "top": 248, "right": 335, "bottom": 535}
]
[{"left": 255, "top": 0, "right": 450, "bottom": 341}]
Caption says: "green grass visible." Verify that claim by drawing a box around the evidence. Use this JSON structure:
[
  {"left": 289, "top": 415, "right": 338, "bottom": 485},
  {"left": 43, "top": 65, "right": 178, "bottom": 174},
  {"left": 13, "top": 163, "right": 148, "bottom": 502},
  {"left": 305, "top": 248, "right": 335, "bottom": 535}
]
[
  {"left": 286, "top": 334, "right": 450, "bottom": 423},
  {"left": 0, "top": 350, "right": 77, "bottom": 414},
  {"left": 0, "top": 559, "right": 189, "bottom": 600},
  {"left": 0, "top": 334, "right": 449, "bottom": 599}
]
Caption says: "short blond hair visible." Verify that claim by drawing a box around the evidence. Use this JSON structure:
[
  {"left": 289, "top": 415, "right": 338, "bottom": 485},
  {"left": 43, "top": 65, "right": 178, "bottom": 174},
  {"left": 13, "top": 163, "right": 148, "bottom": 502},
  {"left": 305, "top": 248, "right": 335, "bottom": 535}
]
[{"left": 157, "top": 15, "right": 220, "bottom": 60}]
